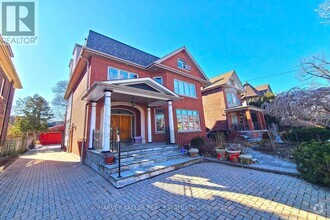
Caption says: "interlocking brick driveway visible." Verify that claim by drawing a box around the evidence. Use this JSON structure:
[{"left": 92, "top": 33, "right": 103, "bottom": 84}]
[{"left": 0, "top": 145, "right": 329, "bottom": 220}]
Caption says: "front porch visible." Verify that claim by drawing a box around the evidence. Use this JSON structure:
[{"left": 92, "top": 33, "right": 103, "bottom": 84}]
[
  {"left": 83, "top": 77, "right": 182, "bottom": 152},
  {"left": 225, "top": 105, "right": 267, "bottom": 138}
]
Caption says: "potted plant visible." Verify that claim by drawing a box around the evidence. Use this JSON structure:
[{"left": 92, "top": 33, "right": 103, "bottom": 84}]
[
  {"left": 104, "top": 153, "right": 115, "bottom": 164},
  {"left": 226, "top": 144, "right": 241, "bottom": 163},
  {"left": 238, "top": 154, "right": 253, "bottom": 164},
  {"left": 188, "top": 148, "right": 199, "bottom": 157},
  {"left": 215, "top": 145, "right": 227, "bottom": 161}
]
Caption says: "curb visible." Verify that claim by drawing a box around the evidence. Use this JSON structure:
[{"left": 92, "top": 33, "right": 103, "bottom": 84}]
[{"left": 205, "top": 157, "right": 301, "bottom": 177}]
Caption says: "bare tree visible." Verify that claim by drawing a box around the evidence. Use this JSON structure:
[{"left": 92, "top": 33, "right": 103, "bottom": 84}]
[
  {"left": 315, "top": 0, "right": 330, "bottom": 24},
  {"left": 51, "top": 80, "right": 68, "bottom": 120},
  {"left": 263, "top": 87, "right": 330, "bottom": 128},
  {"left": 300, "top": 54, "right": 330, "bottom": 82}
]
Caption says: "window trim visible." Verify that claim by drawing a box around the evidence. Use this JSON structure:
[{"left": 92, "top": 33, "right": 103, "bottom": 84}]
[
  {"left": 226, "top": 92, "right": 240, "bottom": 108},
  {"left": 153, "top": 76, "right": 163, "bottom": 85},
  {"left": 177, "top": 58, "right": 191, "bottom": 71},
  {"left": 174, "top": 79, "right": 197, "bottom": 98},
  {"left": 154, "top": 108, "right": 165, "bottom": 133},
  {"left": 176, "top": 108, "right": 201, "bottom": 133},
  {"left": 107, "top": 66, "right": 139, "bottom": 80}
]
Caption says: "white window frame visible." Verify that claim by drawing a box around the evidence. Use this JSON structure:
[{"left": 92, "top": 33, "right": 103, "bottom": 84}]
[
  {"left": 177, "top": 59, "right": 191, "bottom": 71},
  {"left": 154, "top": 108, "right": 165, "bottom": 133},
  {"left": 226, "top": 92, "right": 240, "bottom": 108},
  {"left": 153, "top": 76, "right": 163, "bottom": 85},
  {"left": 108, "top": 66, "right": 139, "bottom": 80},
  {"left": 176, "top": 109, "right": 201, "bottom": 132},
  {"left": 174, "top": 79, "right": 196, "bottom": 98}
]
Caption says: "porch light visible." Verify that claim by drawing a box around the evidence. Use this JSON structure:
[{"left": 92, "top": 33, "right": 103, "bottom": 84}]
[{"left": 131, "top": 97, "right": 136, "bottom": 107}]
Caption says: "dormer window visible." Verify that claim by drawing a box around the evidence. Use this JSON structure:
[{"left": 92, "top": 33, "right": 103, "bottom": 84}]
[{"left": 177, "top": 59, "right": 191, "bottom": 71}]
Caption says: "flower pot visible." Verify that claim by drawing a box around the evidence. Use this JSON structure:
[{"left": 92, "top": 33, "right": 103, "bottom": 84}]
[
  {"left": 227, "top": 150, "right": 241, "bottom": 163},
  {"left": 216, "top": 149, "right": 227, "bottom": 161},
  {"left": 104, "top": 155, "right": 115, "bottom": 164},
  {"left": 239, "top": 154, "right": 253, "bottom": 164},
  {"left": 189, "top": 152, "right": 198, "bottom": 157}
]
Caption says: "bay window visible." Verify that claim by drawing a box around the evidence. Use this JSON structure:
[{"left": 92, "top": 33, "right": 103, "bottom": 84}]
[{"left": 226, "top": 93, "right": 240, "bottom": 107}]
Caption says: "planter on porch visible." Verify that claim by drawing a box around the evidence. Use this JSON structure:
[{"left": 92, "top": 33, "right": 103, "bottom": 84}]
[
  {"left": 216, "top": 148, "right": 228, "bottom": 161},
  {"left": 188, "top": 148, "right": 199, "bottom": 157},
  {"left": 104, "top": 153, "right": 115, "bottom": 164}
]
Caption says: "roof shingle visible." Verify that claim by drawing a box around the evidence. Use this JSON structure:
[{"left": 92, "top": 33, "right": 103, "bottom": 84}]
[{"left": 86, "top": 30, "right": 160, "bottom": 67}]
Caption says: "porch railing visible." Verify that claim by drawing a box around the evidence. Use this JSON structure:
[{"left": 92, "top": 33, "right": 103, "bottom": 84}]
[{"left": 92, "top": 128, "right": 118, "bottom": 152}]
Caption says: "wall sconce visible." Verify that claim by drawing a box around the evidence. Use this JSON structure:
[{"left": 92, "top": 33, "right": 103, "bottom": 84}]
[{"left": 131, "top": 97, "right": 135, "bottom": 107}]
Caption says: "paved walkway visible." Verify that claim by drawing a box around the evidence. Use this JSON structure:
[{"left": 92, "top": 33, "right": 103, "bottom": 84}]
[{"left": 0, "top": 145, "right": 329, "bottom": 219}]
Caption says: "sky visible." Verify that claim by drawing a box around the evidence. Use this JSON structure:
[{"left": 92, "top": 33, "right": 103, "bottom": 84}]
[{"left": 9, "top": 0, "right": 330, "bottom": 107}]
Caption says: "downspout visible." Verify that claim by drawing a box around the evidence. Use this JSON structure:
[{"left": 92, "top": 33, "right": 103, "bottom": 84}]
[
  {"left": 79, "top": 55, "right": 90, "bottom": 163},
  {"left": 0, "top": 80, "right": 13, "bottom": 145},
  {"left": 80, "top": 102, "right": 89, "bottom": 163}
]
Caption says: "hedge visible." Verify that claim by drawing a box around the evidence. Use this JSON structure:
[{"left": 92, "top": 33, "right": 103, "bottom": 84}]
[
  {"left": 286, "top": 127, "right": 330, "bottom": 142},
  {"left": 294, "top": 141, "right": 330, "bottom": 186}
]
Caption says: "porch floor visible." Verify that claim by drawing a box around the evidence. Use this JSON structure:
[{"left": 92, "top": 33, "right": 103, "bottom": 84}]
[{"left": 85, "top": 143, "right": 204, "bottom": 188}]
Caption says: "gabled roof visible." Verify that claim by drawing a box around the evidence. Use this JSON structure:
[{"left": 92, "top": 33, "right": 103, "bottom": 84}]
[
  {"left": 255, "top": 84, "right": 272, "bottom": 93},
  {"left": 242, "top": 82, "right": 262, "bottom": 98},
  {"left": 202, "top": 70, "right": 244, "bottom": 92},
  {"left": 86, "top": 30, "right": 159, "bottom": 67},
  {"left": 151, "top": 46, "right": 208, "bottom": 81}
]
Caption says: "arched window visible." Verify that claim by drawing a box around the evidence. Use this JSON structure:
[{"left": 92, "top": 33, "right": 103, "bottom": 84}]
[{"left": 177, "top": 59, "right": 191, "bottom": 71}]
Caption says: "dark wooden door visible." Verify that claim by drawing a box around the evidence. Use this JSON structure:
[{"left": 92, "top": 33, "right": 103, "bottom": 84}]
[{"left": 111, "top": 115, "right": 131, "bottom": 142}]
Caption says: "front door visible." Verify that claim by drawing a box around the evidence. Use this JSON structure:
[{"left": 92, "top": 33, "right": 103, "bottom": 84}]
[{"left": 111, "top": 115, "right": 132, "bottom": 142}]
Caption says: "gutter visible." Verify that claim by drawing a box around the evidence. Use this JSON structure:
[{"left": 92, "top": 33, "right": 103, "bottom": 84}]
[{"left": 80, "top": 102, "right": 89, "bottom": 163}]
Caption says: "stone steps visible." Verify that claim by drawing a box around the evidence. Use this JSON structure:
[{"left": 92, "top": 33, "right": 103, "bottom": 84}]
[
  {"left": 108, "top": 156, "right": 204, "bottom": 188},
  {"left": 85, "top": 144, "right": 204, "bottom": 188}
]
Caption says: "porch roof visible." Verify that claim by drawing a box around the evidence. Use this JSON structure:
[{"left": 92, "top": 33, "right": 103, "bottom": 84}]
[
  {"left": 82, "top": 77, "right": 182, "bottom": 107},
  {"left": 225, "top": 105, "right": 263, "bottom": 113}
]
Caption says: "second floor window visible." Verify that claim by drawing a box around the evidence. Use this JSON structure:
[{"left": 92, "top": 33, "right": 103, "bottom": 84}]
[
  {"left": 226, "top": 93, "right": 240, "bottom": 107},
  {"left": 174, "top": 79, "right": 196, "bottom": 98},
  {"left": 108, "top": 67, "right": 138, "bottom": 80}
]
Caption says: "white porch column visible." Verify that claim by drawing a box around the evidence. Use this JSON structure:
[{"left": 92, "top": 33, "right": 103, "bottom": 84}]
[
  {"left": 167, "top": 101, "right": 175, "bottom": 144},
  {"left": 147, "top": 107, "right": 152, "bottom": 143},
  {"left": 88, "top": 102, "right": 97, "bottom": 149},
  {"left": 102, "top": 91, "right": 112, "bottom": 152}
]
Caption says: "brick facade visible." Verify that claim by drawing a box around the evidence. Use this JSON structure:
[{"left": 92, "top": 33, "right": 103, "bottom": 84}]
[{"left": 66, "top": 41, "right": 209, "bottom": 156}]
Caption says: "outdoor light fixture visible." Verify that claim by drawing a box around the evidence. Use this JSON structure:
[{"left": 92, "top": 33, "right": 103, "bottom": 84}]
[{"left": 131, "top": 97, "right": 135, "bottom": 107}]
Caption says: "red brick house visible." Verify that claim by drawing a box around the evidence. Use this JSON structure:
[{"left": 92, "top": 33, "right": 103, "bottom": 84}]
[
  {"left": 202, "top": 70, "right": 267, "bottom": 134},
  {"left": 0, "top": 35, "right": 22, "bottom": 146},
  {"left": 64, "top": 31, "right": 209, "bottom": 157},
  {"left": 242, "top": 82, "right": 273, "bottom": 105}
]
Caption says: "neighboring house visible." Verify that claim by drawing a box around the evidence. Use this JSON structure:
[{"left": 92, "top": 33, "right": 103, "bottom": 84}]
[
  {"left": 202, "top": 70, "right": 267, "bottom": 133},
  {"left": 242, "top": 82, "right": 273, "bottom": 104},
  {"left": 0, "top": 35, "right": 22, "bottom": 146},
  {"left": 64, "top": 30, "right": 209, "bottom": 157}
]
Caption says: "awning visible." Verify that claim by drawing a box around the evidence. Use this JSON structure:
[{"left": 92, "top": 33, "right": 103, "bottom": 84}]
[{"left": 82, "top": 77, "right": 182, "bottom": 107}]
